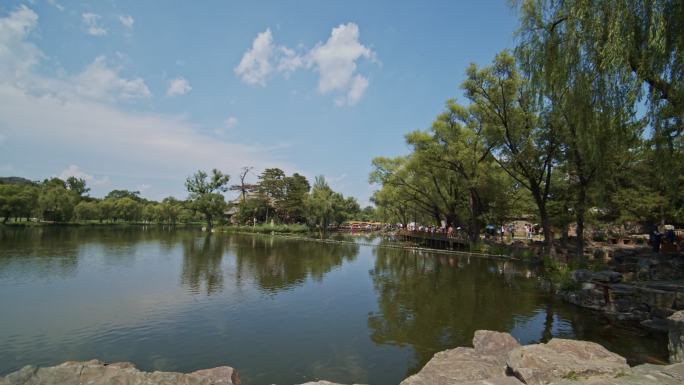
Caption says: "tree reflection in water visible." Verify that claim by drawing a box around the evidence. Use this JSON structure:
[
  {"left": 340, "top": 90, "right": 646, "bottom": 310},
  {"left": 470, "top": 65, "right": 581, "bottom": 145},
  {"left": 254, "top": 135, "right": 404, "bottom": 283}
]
[
  {"left": 367, "top": 244, "right": 542, "bottom": 376},
  {"left": 180, "top": 234, "right": 226, "bottom": 295},
  {"left": 233, "top": 235, "right": 360, "bottom": 293}
]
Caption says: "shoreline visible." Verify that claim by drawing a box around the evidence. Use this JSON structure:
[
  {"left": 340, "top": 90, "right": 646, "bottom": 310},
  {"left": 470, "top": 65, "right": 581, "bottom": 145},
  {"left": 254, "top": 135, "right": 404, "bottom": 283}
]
[{"left": 3, "top": 328, "right": 682, "bottom": 385}]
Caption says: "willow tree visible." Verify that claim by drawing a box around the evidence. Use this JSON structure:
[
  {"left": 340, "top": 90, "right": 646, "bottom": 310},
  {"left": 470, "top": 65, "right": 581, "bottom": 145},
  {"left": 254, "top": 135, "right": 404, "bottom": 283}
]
[
  {"left": 463, "top": 51, "right": 558, "bottom": 251},
  {"left": 515, "top": 0, "right": 684, "bottom": 224},
  {"left": 305, "top": 176, "right": 345, "bottom": 237},
  {"left": 515, "top": 1, "right": 641, "bottom": 254}
]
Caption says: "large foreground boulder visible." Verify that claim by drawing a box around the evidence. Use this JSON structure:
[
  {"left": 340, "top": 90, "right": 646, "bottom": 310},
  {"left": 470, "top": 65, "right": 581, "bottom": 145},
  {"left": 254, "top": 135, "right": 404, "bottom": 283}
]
[
  {"left": 0, "top": 360, "right": 240, "bottom": 385},
  {"left": 400, "top": 330, "right": 522, "bottom": 385},
  {"left": 506, "top": 338, "right": 630, "bottom": 385}
]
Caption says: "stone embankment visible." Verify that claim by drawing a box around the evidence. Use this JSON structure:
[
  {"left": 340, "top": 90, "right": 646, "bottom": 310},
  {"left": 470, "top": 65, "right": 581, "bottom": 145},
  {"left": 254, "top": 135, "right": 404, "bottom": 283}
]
[
  {"left": 3, "top": 330, "right": 684, "bottom": 385},
  {"left": 559, "top": 249, "right": 684, "bottom": 331}
]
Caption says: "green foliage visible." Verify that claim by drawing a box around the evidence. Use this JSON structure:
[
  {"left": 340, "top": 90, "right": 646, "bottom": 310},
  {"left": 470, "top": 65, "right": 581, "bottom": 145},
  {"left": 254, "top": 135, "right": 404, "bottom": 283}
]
[
  {"left": 66, "top": 177, "right": 90, "bottom": 197},
  {"left": 74, "top": 201, "right": 100, "bottom": 220},
  {"left": 305, "top": 176, "right": 348, "bottom": 236},
  {"left": 38, "top": 181, "right": 77, "bottom": 222},
  {"left": 371, "top": 1, "right": 683, "bottom": 254},
  {"left": 105, "top": 189, "right": 143, "bottom": 202},
  {"left": 185, "top": 169, "right": 230, "bottom": 229},
  {"left": 0, "top": 183, "right": 38, "bottom": 223},
  {"left": 114, "top": 197, "right": 142, "bottom": 222},
  {"left": 223, "top": 223, "right": 309, "bottom": 234}
]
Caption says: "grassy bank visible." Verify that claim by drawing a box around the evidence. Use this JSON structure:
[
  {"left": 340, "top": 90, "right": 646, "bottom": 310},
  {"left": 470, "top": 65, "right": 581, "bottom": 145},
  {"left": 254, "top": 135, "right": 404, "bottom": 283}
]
[
  {"left": 219, "top": 224, "right": 310, "bottom": 235},
  {"left": 1, "top": 220, "right": 204, "bottom": 227}
]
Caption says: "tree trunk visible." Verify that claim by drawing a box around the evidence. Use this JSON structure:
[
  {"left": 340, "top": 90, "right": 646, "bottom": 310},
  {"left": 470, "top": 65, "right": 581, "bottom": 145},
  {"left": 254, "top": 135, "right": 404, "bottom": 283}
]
[
  {"left": 531, "top": 185, "right": 555, "bottom": 257},
  {"left": 468, "top": 189, "right": 481, "bottom": 243},
  {"left": 575, "top": 184, "right": 587, "bottom": 257},
  {"left": 206, "top": 214, "right": 213, "bottom": 230}
]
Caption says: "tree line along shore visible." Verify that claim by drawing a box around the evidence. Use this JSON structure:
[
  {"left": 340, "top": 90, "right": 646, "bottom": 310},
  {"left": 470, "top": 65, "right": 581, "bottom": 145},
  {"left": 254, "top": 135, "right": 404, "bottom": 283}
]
[{"left": 0, "top": 168, "right": 376, "bottom": 237}]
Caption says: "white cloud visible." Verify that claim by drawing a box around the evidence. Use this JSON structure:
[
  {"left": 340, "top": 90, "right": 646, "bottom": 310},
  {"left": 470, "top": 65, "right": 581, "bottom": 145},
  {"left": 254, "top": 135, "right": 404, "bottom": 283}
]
[
  {"left": 82, "top": 13, "right": 107, "bottom": 36},
  {"left": 58, "top": 165, "right": 110, "bottom": 186},
  {"left": 336, "top": 74, "right": 369, "bottom": 106},
  {"left": 0, "top": 6, "right": 292, "bottom": 198},
  {"left": 73, "top": 56, "right": 151, "bottom": 101},
  {"left": 277, "top": 46, "right": 304, "bottom": 78},
  {"left": 234, "top": 29, "right": 274, "bottom": 86},
  {"left": 308, "top": 23, "right": 373, "bottom": 103},
  {"left": 119, "top": 15, "right": 134, "bottom": 29},
  {"left": 214, "top": 116, "right": 238, "bottom": 135},
  {"left": 0, "top": 5, "right": 42, "bottom": 81},
  {"left": 166, "top": 76, "right": 191, "bottom": 96},
  {"left": 0, "top": 85, "right": 289, "bottom": 183},
  {"left": 235, "top": 22, "right": 375, "bottom": 106},
  {"left": 224, "top": 116, "right": 238, "bottom": 129},
  {"left": 47, "top": 0, "right": 64, "bottom": 11}
]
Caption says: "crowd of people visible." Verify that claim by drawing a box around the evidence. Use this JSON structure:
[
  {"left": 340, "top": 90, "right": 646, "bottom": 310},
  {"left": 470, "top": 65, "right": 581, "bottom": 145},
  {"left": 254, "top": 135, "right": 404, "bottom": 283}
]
[{"left": 396, "top": 222, "right": 540, "bottom": 241}]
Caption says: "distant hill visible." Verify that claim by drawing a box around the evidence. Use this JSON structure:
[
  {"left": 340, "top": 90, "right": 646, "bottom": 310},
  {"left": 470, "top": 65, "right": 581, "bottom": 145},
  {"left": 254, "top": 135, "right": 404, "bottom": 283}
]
[{"left": 0, "top": 176, "right": 38, "bottom": 186}]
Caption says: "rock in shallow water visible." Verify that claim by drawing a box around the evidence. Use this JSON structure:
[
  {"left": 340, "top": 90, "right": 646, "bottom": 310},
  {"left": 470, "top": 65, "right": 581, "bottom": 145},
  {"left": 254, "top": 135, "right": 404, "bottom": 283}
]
[{"left": 0, "top": 360, "right": 240, "bottom": 385}]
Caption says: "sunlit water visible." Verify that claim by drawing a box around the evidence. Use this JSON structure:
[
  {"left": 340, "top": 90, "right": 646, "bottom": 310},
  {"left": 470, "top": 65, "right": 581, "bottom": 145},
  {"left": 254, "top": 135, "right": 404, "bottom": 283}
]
[{"left": 0, "top": 227, "right": 668, "bottom": 384}]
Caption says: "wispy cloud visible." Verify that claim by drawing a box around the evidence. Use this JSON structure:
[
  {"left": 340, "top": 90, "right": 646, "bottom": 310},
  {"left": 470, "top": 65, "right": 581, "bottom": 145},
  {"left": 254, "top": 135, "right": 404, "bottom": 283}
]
[
  {"left": 47, "top": 0, "right": 64, "bottom": 12},
  {"left": 82, "top": 12, "right": 107, "bottom": 36},
  {"left": 58, "top": 165, "right": 110, "bottom": 187},
  {"left": 118, "top": 14, "right": 134, "bottom": 29},
  {"left": 214, "top": 116, "right": 239, "bottom": 135},
  {"left": 0, "top": 5, "right": 294, "bottom": 197},
  {"left": 166, "top": 76, "right": 192, "bottom": 96}
]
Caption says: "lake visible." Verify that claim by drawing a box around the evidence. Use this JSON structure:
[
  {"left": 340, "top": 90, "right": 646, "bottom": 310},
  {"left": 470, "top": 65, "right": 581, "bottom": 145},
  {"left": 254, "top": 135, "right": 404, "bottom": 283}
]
[{"left": 0, "top": 227, "right": 668, "bottom": 384}]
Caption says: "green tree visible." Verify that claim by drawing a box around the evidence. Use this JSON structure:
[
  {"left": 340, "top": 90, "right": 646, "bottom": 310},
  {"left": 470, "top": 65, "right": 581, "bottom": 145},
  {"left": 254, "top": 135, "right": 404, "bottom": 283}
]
[
  {"left": 114, "top": 197, "right": 142, "bottom": 222},
  {"left": 0, "top": 184, "right": 38, "bottom": 223},
  {"left": 305, "top": 176, "right": 346, "bottom": 237},
  {"left": 142, "top": 203, "right": 162, "bottom": 223},
  {"left": 280, "top": 173, "right": 310, "bottom": 223},
  {"left": 74, "top": 200, "right": 100, "bottom": 221},
  {"left": 98, "top": 199, "right": 115, "bottom": 222},
  {"left": 66, "top": 176, "right": 90, "bottom": 198},
  {"left": 463, "top": 51, "right": 558, "bottom": 250},
  {"left": 185, "top": 169, "right": 230, "bottom": 229},
  {"left": 160, "top": 197, "right": 183, "bottom": 224},
  {"left": 515, "top": 0, "right": 684, "bottom": 224},
  {"left": 516, "top": 0, "right": 642, "bottom": 253},
  {"left": 38, "top": 179, "right": 77, "bottom": 222},
  {"left": 105, "top": 189, "right": 143, "bottom": 202},
  {"left": 257, "top": 168, "right": 286, "bottom": 221}
]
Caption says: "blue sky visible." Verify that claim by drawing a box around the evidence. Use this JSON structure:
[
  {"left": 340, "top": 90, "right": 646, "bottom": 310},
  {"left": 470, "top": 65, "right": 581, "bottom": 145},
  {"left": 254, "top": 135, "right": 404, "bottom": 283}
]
[{"left": 0, "top": 0, "right": 518, "bottom": 204}]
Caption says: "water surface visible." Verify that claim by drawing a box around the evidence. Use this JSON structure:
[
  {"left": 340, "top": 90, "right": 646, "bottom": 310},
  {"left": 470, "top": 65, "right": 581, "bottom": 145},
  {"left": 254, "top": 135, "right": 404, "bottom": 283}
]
[{"left": 0, "top": 227, "right": 668, "bottom": 384}]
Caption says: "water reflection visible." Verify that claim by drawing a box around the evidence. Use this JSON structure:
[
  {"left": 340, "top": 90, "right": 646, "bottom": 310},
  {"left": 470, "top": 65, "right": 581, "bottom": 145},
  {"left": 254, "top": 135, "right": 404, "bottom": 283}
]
[
  {"left": 368, "top": 246, "right": 544, "bottom": 375},
  {"left": 180, "top": 235, "right": 226, "bottom": 295},
  {"left": 0, "top": 227, "right": 80, "bottom": 279},
  {"left": 233, "top": 236, "right": 359, "bottom": 293},
  {"left": 0, "top": 227, "right": 669, "bottom": 384}
]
